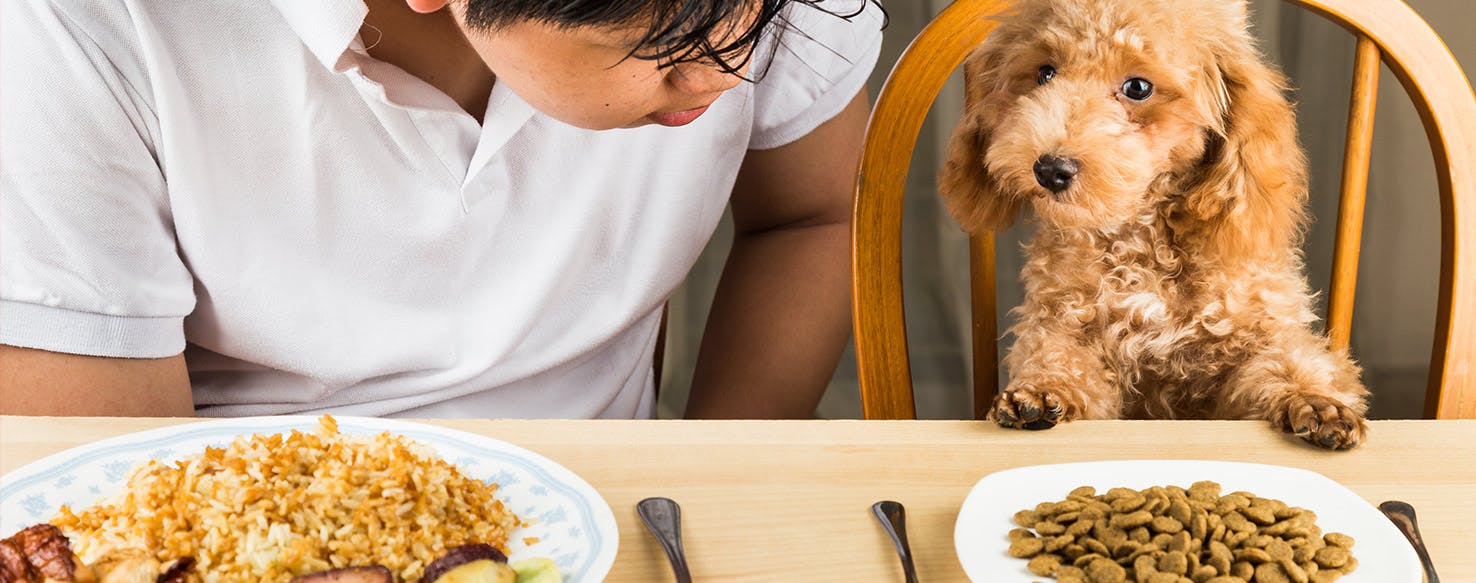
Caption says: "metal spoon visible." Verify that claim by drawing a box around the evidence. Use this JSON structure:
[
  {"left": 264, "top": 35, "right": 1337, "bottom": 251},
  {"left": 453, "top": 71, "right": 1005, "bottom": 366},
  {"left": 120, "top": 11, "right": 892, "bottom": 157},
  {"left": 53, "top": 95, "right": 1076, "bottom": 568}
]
[
  {"left": 638, "top": 497, "right": 693, "bottom": 583},
  {"left": 1379, "top": 500, "right": 1440, "bottom": 582},
  {"left": 872, "top": 500, "right": 921, "bottom": 583}
]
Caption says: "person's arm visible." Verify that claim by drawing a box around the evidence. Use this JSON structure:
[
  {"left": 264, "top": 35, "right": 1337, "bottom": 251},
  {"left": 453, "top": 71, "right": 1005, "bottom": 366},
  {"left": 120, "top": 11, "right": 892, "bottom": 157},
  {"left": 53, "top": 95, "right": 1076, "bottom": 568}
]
[
  {"left": 0, "top": 346, "right": 194, "bottom": 416},
  {"left": 683, "top": 90, "right": 868, "bottom": 418},
  {"left": 1, "top": 5, "right": 198, "bottom": 417}
]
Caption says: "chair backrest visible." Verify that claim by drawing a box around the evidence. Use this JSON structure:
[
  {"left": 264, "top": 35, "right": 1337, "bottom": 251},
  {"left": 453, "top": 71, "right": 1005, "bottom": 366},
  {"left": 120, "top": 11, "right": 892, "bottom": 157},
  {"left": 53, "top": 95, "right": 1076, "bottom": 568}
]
[{"left": 852, "top": 0, "right": 1476, "bottom": 420}]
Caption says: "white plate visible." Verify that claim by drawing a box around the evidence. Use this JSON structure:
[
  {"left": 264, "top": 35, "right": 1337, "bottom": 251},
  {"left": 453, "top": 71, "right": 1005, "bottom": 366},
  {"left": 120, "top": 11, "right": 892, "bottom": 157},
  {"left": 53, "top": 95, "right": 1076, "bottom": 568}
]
[
  {"left": 954, "top": 460, "right": 1420, "bottom": 582},
  {"left": 0, "top": 416, "right": 618, "bottom": 583}
]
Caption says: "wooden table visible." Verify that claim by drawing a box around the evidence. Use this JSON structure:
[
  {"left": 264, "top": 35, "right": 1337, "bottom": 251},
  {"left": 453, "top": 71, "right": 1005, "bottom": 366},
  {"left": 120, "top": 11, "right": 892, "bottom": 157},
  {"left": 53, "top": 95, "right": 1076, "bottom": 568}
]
[{"left": 3, "top": 417, "right": 1473, "bottom": 581}]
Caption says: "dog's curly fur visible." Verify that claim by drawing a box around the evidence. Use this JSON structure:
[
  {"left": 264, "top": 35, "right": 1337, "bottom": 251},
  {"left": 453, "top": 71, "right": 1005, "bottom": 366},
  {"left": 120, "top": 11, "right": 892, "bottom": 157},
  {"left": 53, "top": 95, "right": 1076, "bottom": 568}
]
[{"left": 939, "top": 0, "right": 1369, "bottom": 448}]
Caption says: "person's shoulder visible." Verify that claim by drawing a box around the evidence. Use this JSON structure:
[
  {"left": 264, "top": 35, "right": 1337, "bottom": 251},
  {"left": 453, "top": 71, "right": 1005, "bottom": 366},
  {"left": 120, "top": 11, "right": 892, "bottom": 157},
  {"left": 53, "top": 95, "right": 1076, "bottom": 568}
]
[
  {"left": 12, "top": 0, "right": 283, "bottom": 51},
  {"left": 766, "top": 0, "right": 885, "bottom": 65}
]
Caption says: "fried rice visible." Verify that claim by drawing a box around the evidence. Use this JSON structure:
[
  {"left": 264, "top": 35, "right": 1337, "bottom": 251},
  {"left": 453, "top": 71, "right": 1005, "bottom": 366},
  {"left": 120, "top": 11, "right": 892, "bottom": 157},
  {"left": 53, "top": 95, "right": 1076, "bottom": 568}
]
[{"left": 50, "top": 416, "right": 519, "bottom": 582}]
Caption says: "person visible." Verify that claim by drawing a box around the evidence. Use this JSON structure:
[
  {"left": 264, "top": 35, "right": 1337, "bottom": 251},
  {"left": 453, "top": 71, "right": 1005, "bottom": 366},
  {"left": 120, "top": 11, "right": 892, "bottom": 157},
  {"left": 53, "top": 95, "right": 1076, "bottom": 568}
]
[{"left": 0, "top": 0, "right": 884, "bottom": 419}]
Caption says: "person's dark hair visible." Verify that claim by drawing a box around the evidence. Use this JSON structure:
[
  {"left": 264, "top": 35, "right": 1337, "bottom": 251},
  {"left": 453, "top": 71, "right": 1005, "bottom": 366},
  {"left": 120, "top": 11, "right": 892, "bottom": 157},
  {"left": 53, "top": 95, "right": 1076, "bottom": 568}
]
[{"left": 461, "top": 0, "right": 885, "bottom": 77}]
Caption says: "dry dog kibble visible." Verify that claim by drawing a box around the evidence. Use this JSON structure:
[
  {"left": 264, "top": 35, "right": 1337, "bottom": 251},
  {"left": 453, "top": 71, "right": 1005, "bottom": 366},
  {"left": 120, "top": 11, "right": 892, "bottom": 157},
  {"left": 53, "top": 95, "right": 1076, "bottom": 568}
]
[{"left": 1002, "top": 482, "right": 1356, "bottom": 582}]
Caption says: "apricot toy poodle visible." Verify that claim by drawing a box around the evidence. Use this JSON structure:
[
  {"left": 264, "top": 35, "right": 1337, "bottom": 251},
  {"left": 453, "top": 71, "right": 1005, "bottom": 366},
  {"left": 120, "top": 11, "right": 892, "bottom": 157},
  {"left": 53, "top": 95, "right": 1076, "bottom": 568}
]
[{"left": 939, "top": 0, "right": 1369, "bottom": 449}]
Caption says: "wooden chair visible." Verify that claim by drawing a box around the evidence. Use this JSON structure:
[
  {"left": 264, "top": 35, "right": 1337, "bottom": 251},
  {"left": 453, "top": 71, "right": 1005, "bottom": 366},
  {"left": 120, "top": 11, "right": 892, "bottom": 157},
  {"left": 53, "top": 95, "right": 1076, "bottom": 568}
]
[{"left": 852, "top": 0, "right": 1476, "bottom": 420}]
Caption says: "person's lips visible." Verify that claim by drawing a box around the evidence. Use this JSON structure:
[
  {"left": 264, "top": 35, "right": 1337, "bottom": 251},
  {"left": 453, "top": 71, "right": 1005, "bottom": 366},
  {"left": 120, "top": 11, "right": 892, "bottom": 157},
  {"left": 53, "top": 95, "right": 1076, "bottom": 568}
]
[{"left": 646, "top": 105, "right": 711, "bottom": 127}]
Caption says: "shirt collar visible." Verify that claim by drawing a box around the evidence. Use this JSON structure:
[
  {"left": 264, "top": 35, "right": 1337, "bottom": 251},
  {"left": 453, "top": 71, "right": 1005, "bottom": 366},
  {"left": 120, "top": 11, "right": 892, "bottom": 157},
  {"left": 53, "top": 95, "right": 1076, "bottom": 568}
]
[{"left": 269, "top": 0, "right": 369, "bottom": 71}]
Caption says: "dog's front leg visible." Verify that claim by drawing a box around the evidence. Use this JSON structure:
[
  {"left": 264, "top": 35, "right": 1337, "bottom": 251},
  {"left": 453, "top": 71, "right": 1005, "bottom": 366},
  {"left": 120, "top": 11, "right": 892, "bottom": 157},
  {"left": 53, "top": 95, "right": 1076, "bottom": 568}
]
[
  {"left": 1215, "top": 330, "right": 1370, "bottom": 449},
  {"left": 992, "top": 328, "right": 1119, "bottom": 430}
]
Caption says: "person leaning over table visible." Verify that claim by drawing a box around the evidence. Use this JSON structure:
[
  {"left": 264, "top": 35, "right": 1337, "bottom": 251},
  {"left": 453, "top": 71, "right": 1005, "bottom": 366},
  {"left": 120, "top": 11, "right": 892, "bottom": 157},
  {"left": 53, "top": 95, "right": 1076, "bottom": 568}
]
[{"left": 0, "top": 0, "right": 884, "bottom": 419}]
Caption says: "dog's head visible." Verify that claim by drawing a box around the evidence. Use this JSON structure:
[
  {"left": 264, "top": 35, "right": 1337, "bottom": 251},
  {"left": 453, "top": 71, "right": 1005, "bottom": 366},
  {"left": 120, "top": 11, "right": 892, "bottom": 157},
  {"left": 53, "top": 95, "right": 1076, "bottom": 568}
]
[{"left": 940, "top": 0, "right": 1306, "bottom": 256}]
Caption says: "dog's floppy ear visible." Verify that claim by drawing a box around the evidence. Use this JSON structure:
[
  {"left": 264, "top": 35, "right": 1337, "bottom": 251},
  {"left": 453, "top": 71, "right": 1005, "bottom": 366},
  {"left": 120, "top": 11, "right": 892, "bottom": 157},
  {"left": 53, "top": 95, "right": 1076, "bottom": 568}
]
[
  {"left": 1178, "top": 37, "right": 1308, "bottom": 260},
  {"left": 939, "top": 45, "right": 1022, "bottom": 234}
]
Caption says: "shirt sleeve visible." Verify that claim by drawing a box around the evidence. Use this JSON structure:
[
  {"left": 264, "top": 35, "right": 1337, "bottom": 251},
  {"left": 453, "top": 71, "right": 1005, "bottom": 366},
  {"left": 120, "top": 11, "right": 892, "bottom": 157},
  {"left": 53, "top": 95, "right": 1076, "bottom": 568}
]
[
  {"left": 1, "top": 1, "right": 195, "bottom": 358},
  {"left": 748, "top": 0, "right": 885, "bottom": 150}
]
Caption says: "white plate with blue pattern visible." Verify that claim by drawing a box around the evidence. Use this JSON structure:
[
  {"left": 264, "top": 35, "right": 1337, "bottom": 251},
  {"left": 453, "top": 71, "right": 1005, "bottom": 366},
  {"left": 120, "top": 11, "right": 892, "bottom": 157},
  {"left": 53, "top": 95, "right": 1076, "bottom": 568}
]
[{"left": 0, "top": 416, "right": 618, "bottom": 582}]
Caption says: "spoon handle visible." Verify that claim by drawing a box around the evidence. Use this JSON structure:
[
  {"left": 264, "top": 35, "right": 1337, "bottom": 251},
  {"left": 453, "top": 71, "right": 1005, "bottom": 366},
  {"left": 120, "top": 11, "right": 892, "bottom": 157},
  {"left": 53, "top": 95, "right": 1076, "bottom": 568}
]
[
  {"left": 1379, "top": 500, "right": 1440, "bottom": 583},
  {"left": 872, "top": 501, "right": 921, "bottom": 583},
  {"left": 638, "top": 497, "right": 694, "bottom": 583}
]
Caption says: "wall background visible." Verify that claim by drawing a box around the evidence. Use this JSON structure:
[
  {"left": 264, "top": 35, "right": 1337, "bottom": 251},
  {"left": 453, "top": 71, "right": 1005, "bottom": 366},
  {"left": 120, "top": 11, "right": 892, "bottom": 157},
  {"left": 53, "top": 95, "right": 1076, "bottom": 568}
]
[{"left": 659, "top": 0, "right": 1475, "bottom": 421}]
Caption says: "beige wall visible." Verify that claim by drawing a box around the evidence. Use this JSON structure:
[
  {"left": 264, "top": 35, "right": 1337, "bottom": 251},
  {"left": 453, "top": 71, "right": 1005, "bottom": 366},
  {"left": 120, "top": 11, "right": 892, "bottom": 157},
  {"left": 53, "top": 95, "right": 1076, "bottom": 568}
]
[{"left": 659, "top": 0, "right": 1474, "bottom": 420}]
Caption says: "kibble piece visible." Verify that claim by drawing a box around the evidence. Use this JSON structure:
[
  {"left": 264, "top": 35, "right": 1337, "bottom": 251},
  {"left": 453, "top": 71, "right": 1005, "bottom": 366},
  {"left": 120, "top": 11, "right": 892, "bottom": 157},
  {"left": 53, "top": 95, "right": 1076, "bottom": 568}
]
[
  {"left": 1124, "top": 542, "right": 1161, "bottom": 563},
  {"left": 1254, "top": 562, "right": 1292, "bottom": 583},
  {"left": 1322, "top": 533, "right": 1354, "bottom": 549},
  {"left": 1074, "top": 553, "right": 1108, "bottom": 568},
  {"left": 1133, "top": 554, "right": 1159, "bottom": 576},
  {"left": 1148, "top": 573, "right": 1179, "bottom": 583},
  {"left": 1188, "top": 481, "right": 1221, "bottom": 502},
  {"left": 1232, "top": 547, "right": 1272, "bottom": 564},
  {"left": 1189, "top": 565, "right": 1216, "bottom": 583},
  {"left": 1313, "top": 546, "right": 1350, "bottom": 568},
  {"left": 1221, "top": 511, "right": 1255, "bottom": 534},
  {"left": 1207, "top": 540, "right": 1233, "bottom": 573},
  {"left": 1215, "top": 494, "right": 1251, "bottom": 515},
  {"left": 1029, "top": 553, "right": 1064, "bottom": 576},
  {"left": 1038, "top": 521, "right": 1069, "bottom": 535},
  {"left": 1190, "top": 511, "right": 1208, "bottom": 541},
  {"left": 1071, "top": 486, "right": 1098, "bottom": 498},
  {"left": 1112, "top": 540, "right": 1141, "bottom": 560},
  {"left": 1265, "top": 539, "right": 1294, "bottom": 561},
  {"left": 1017, "top": 509, "right": 1042, "bottom": 527},
  {"left": 1157, "top": 551, "right": 1189, "bottom": 576},
  {"left": 1309, "top": 572, "right": 1342, "bottom": 583},
  {"left": 1085, "top": 556, "right": 1128, "bottom": 583},
  {"left": 1046, "top": 534, "right": 1077, "bottom": 553},
  {"left": 1069, "top": 519, "right": 1096, "bottom": 537},
  {"left": 1111, "top": 510, "right": 1154, "bottom": 529},
  {"left": 1129, "top": 526, "right": 1152, "bottom": 544},
  {"left": 1010, "top": 536, "right": 1046, "bottom": 558},
  {"left": 1166, "top": 531, "right": 1192, "bottom": 553},
  {"left": 1230, "top": 561, "right": 1254, "bottom": 579},
  {"left": 1150, "top": 516, "right": 1185, "bottom": 534},
  {"left": 1166, "top": 499, "right": 1192, "bottom": 524},
  {"left": 1278, "top": 558, "right": 1309, "bottom": 583},
  {"left": 1241, "top": 503, "right": 1276, "bottom": 525},
  {"left": 1204, "top": 578, "right": 1247, "bottom": 583}
]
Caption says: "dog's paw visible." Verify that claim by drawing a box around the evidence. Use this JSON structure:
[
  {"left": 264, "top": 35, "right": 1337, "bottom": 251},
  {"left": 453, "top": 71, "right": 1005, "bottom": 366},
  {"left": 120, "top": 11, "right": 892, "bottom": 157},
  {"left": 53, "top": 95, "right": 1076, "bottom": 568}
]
[
  {"left": 989, "top": 386, "right": 1072, "bottom": 430},
  {"left": 1273, "top": 393, "right": 1367, "bottom": 450}
]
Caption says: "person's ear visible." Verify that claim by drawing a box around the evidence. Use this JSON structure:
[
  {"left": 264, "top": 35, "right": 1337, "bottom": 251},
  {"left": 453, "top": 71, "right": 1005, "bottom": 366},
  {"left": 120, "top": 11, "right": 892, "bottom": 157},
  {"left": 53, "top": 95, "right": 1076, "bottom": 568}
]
[{"left": 405, "top": 0, "right": 449, "bottom": 14}]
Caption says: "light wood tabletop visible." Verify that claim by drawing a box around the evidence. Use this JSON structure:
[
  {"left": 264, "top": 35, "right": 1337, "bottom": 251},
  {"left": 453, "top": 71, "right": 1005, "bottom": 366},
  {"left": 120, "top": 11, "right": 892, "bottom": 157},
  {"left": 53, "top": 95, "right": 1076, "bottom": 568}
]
[{"left": 2, "top": 417, "right": 1473, "bottom": 581}]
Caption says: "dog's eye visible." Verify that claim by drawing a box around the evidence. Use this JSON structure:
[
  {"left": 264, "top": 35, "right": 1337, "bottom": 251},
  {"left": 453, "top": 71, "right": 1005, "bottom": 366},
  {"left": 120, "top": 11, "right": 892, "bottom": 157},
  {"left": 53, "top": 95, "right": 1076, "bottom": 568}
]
[
  {"left": 1036, "top": 65, "right": 1056, "bottom": 85},
  {"left": 1122, "top": 78, "right": 1154, "bottom": 100}
]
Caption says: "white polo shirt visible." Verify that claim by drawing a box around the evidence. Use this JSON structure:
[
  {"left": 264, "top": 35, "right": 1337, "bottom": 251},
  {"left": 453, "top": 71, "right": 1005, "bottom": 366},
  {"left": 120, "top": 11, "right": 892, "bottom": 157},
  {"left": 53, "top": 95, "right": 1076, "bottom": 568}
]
[{"left": 0, "top": 1, "right": 882, "bottom": 418}]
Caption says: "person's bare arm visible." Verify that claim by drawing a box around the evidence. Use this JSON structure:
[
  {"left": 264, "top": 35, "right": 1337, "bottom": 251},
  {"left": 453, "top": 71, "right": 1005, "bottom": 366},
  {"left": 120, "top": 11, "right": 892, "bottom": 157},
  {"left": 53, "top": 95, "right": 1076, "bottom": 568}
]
[
  {"left": 683, "top": 90, "right": 868, "bottom": 419},
  {"left": 0, "top": 345, "right": 194, "bottom": 416}
]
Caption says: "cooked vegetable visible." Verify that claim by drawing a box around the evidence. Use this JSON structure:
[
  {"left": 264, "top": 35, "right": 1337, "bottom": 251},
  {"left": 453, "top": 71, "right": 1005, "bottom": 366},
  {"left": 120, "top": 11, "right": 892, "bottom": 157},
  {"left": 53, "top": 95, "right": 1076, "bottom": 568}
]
[
  {"left": 422, "top": 545, "right": 510, "bottom": 583},
  {"left": 510, "top": 558, "right": 560, "bottom": 583}
]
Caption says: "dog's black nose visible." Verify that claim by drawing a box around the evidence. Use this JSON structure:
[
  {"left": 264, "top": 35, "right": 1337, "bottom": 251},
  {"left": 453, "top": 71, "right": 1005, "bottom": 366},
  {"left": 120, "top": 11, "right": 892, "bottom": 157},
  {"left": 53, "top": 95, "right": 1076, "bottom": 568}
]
[{"left": 1033, "top": 155, "right": 1079, "bottom": 193}]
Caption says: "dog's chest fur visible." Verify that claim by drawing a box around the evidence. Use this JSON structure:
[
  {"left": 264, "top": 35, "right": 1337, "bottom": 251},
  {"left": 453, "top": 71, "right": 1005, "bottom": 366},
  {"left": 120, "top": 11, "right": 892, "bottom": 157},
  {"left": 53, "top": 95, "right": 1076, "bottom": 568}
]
[{"left": 1016, "top": 210, "right": 1318, "bottom": 416}]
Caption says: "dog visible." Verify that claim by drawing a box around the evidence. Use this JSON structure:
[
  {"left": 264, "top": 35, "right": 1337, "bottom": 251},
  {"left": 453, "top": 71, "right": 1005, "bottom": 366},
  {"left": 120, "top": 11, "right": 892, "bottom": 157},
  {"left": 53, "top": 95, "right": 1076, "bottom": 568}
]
[{"left": 938, "top": 0, "right": 1369, "bottom": 449}]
